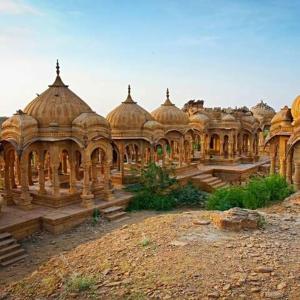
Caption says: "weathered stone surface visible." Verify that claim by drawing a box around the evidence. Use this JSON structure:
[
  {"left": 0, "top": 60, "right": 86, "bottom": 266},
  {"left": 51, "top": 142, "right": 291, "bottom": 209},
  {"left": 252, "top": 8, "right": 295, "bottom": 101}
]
[
  {"left": 212, "top": 207, "right": 264, "bottom": 231},
  {"left": 193, "top": 220, "right": 211, "bottom": 225}
]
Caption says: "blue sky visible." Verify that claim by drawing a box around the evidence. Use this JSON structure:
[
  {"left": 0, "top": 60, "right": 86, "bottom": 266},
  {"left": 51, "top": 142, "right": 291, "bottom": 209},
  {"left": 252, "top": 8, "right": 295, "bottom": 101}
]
[{"left": 0, "top": 0, "right": 300, "bottom": 117}]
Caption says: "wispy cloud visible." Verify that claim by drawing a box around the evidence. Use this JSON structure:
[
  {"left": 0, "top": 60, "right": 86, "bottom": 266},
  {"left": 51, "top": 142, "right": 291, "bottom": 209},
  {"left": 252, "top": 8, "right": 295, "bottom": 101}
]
[{"left": 0, "top": 0, "right": 41, "bottom": 15}]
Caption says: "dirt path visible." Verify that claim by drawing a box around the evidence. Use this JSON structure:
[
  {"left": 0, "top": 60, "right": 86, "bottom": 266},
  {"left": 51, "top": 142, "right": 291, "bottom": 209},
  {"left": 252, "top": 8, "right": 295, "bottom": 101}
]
[
  {"left": 0, "top": 210, "right": 163, "bottom": 286},
  {"left": 1, "top": 198, "right": 300, "bottom": 300}
]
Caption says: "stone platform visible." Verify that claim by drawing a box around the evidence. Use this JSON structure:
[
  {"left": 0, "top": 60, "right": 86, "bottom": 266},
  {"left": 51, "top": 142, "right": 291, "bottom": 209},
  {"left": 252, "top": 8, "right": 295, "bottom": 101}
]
[{"left": 0, "top": 190, "right": 132, "bottom": 240}]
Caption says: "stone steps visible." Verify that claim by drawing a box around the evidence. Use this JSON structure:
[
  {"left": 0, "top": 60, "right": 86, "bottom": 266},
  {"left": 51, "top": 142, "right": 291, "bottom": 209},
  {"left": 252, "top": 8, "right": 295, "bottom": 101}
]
[
  {"left": 0, "top": 232, "right": 27, "bottom": 267},
  {"left": 100, "top": 206, "right": 129, "bottom": 222},
  {"left": 192, "top": 173, "right": 228, "bottom": 192}
]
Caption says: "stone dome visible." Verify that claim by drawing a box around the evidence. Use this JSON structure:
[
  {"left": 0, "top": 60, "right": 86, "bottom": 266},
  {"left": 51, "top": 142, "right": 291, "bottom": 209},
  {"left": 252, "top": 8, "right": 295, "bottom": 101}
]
[
  {"left": 24, "top": 62, "right": 92, "bottom": 128},
  {"left": 1, "top": 110, "right": 38, "bottom": 144},
  {"left": 189, "top": 113, "right": 209, "bottom": 126},
  {"left": 2, "top": 110, "right": 38, "bottom": 130},
  {"left": 291, "top": 95, "right": 300, "bottom": 120},
  {"left": 251, "top": 100, "right": 275, "bottom": 119},
  {"left": 242, "top": 113, "right": 257, "bottom": 124},
  {"left": 151, "top": 89, "right": 189, "bottom": 126},
  {"left": 222, "top": 114, "right": 236, "bottom": 122},
  {"left": 143, "top": 120, "right": 163, "bottom": 130},
  {"left": 106, "top": 86, "right": 154, "bottom": 131},
  {"left": 271, "top": 106, "right": 292, "bottom": 125},
  {"left": 72, "top": 112, "right": 110, "bottom": 130}
]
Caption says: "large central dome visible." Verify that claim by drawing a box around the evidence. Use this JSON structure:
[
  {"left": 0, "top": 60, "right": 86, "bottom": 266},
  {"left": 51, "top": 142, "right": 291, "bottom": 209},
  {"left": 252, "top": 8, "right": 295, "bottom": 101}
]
[
  {"left": 24, "top": 61, "right": 92, "bottom": 127},
  {"left": 151, "top": 89, "right": 189, "bottom": 126},
  {"left": 106, "top": 86, "right": 154, "bottom": 131}
]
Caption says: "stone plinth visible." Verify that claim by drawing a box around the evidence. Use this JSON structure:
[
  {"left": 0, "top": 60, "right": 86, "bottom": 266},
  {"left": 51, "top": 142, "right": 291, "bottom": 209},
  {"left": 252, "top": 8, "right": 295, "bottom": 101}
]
[{"left": 212, "top": 207, "right": 264, "bottom": 231}]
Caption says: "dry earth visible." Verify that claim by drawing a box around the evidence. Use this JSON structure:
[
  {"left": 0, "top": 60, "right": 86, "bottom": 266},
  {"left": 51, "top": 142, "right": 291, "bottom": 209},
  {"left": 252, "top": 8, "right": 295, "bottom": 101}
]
[{"left": 0, "top": 197, "right": 299, "bottom": 300}]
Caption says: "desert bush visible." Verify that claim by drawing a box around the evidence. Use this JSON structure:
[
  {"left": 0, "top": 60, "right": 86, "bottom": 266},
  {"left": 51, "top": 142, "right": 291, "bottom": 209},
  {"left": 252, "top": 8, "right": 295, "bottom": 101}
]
[
  {"left": 127, "top": 163, "right": 206, "bottom": 211},
  {"left": 66, "top": 275, "right": 95, "bottom": 292},
  {"left": 206, "top": 175, "right": 293, "bottom": 211},
  {"left": 171, "top": 182, "right": 208, "bottom": 207}
]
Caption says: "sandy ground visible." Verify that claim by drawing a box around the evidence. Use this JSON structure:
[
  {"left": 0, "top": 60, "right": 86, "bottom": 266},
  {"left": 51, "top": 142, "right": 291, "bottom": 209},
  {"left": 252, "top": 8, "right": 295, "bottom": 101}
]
[{"left": 0, "top": 198, "right": 299, "bottom": 300}]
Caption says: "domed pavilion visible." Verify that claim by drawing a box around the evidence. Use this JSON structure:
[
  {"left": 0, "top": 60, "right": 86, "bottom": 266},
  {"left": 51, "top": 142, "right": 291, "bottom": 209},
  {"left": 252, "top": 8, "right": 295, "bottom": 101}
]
[
  {"left": 183, "top": 100, "right": 260, "bottom": 164},
  {"left": 251, "top": 100, "right": 276, "bottom": 154},
  {"left": 151, "top": 89, "right": 193, "bottom": 166},
  {"left": 106, "top": 85, "right": 164, "bottom": 184},
  {"left": 265, "top": 106, "right": 293, "bottom": 180},
  {"left": 0, "top": 61, "right": 113, "bottom": 209}
]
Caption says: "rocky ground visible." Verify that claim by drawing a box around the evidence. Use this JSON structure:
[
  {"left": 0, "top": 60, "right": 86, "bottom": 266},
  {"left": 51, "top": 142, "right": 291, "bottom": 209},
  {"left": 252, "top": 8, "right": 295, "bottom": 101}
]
[{"left": 0, "top": 196, "right": 299, "bottom": 300}]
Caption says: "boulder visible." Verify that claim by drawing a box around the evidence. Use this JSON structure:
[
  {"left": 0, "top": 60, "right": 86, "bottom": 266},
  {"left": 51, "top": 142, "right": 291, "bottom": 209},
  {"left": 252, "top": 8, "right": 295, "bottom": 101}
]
[{"left": 212, "top": 207, "right": 264, "bottom": 231}]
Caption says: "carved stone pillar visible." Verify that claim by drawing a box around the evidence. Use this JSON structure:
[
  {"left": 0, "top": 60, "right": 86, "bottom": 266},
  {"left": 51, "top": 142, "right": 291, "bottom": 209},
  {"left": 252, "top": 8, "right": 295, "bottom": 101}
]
[
  {"left": 270, "top": 155, "right": 276, "bottom": 175},
  {"left": 219, "top": 137, "right": 224, "bottom": 157},
  {"left": 248, "top": 137, "right": 254, "bottom": 157},
  {"left": 28, "top": 153, "right": 33, "bottom": 186},
  {"left": 19, "top": 155, "right": 32, "bottom": 210},
  {"left": 119, "top": 143, "right": 125, "bottom": 183},
  {"left": 258, "top": 131, "right": 265, "bottom": 156},
  {"left": 62, "top": 153, "right": 68, "bottom": 174},
  {"left": 150, "top": 144, "right": 155, "bottom": 163},
  {"left": 103, "top": 161, "right": 113, "bottom": 200},
  {"left": 38, "top": 151, "right": 46, "bottom": 195},
  {"left": 69, "top": 152, "right": 77, "bottom": 193},
  {"left": 9, "top": 152, "right": 16, "bottom": 189},
  {"left": 140, "top": 142, "right": 145, "bottom": 169},
  {"left": 3, "top": 156, "right": 12, "bottom": 204},
  {"left": 81, "top": 158, "right": 94, "bottom": 207},
  {"left": 201, "top": 134, "right": 206, "bottom": 160},
  {"left": 293, "top": 162, "right": 300, "bottom": 191},
  {"left": 228, "top": 142, "right": 233, "bottom": 159},
  {"left": 279, "top": 157, "right": 286, "bottom": 178},
  {"left": 91, "top": 156, "right": 98, "bottom": 188},
  {"left": 286, "top": 153, "right": 292, "bottom": 184},
  {"left": 52, "top": 162, "right": 60, "bottom": 197}
]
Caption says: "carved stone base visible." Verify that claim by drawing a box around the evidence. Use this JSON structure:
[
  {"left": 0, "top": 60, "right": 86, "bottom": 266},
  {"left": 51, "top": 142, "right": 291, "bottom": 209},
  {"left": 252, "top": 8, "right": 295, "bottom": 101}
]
[
  {"left": 103, "top": 188, "right": 115, "bottom": 201},
  {"left": 2, "top": 193, "right": 13, "bottom": 206},
  {"left": 80, "top": 194, "right": 94, "bottom": 208},
  {"left": 19, "top": 192, "right": 33, "bottom": 210}
]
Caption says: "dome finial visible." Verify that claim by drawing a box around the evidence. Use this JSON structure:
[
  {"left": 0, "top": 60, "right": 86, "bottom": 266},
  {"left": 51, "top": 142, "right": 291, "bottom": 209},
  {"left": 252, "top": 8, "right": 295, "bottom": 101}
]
[
  {"left": 128, "top": 84, "right": 131, "bottom": 96},
  {"left": 123, "top": 84, "right": 136, "bottom": 103},
  {"left": 56, "top": 59, "right": 60, "bottom": 76},
  {"left": 163, "top": 88, "right": 173, "bottom": 106},
  {"left": 49, "top": 59, "right": 68, "bottom": 87}
]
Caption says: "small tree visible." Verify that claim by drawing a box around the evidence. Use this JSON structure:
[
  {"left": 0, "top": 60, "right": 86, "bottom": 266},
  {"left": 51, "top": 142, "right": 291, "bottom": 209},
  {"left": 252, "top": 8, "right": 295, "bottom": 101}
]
[
  {"left": 127, "top": 163, "right": 207, "bottom": 211},
  {"left": 140, "top": 162, "right": 176, "bottom": 194}
]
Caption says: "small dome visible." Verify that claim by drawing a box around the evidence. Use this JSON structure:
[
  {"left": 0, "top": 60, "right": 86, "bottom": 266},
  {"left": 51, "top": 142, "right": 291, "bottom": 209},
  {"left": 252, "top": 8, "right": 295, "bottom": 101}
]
[
  {"left": 271, "top": 106, "right": 292, "bottom": 125},
  {"left": 107, "top": 85, "right": 154, "bottom": 132},
  {"left": 24, "top": 61, "right": 92, "bottom": 127},
  {"left": 222, "top": 114, "right": 236, "bottom": 122},
  {"left": 2, "top": 110, "right": 38, "bottom": 130},
  {"left": 251, "top": 100, "right": 275, "bottom": 119},
  {"left": 1, "top": 110, "right": 38, "bottom": 143},
  {"left": 189, "top": 113, "right": 209, "bottom": 125},
  {"left": 73, "top": 112, "right": 110, "bottom": 129},
  {"left": 143, "top": 120, "right": 163, "bottom": 130},
  {"left": 291, "top": 95, "right": 300, "bottom": 120},
  {"left": 151, "top": 89, "right": 189, "bottom": 126},
  {"left": 242, "top": 113, "right": 257, "bottom": 124}
]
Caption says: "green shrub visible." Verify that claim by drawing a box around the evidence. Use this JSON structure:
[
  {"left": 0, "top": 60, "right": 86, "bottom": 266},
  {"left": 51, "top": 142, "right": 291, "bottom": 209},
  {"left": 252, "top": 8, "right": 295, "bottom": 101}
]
[
  {"left": 127, "top": 190, "right": 176, "bottom": 211},
  {"left": 66, "top": 275, "right": 95, "bottom": 292},
  {"left": 206, "top": 175, "right": 294, "bottom": 211},
  {"left": 171, "top": 183, "right": 208, "bottom": 207},
  {"left": 92, "top": 208, "right": 100, "bottom": 225},
  {"left": 127, "top": 163, "right": 206, "bottom": 211}
]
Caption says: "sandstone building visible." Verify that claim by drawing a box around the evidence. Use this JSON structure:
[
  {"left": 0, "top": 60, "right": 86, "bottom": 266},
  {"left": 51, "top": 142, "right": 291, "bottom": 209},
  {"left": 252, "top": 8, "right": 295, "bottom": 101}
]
[{"left": 0, "top": 62, "right": 275, "bottom": 211}]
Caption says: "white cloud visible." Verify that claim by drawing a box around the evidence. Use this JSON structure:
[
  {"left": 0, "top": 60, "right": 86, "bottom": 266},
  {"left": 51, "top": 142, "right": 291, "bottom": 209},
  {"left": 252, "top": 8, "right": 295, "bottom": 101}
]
[{"left": 0, "top": 0, "right": 41, "bottom": 15}]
